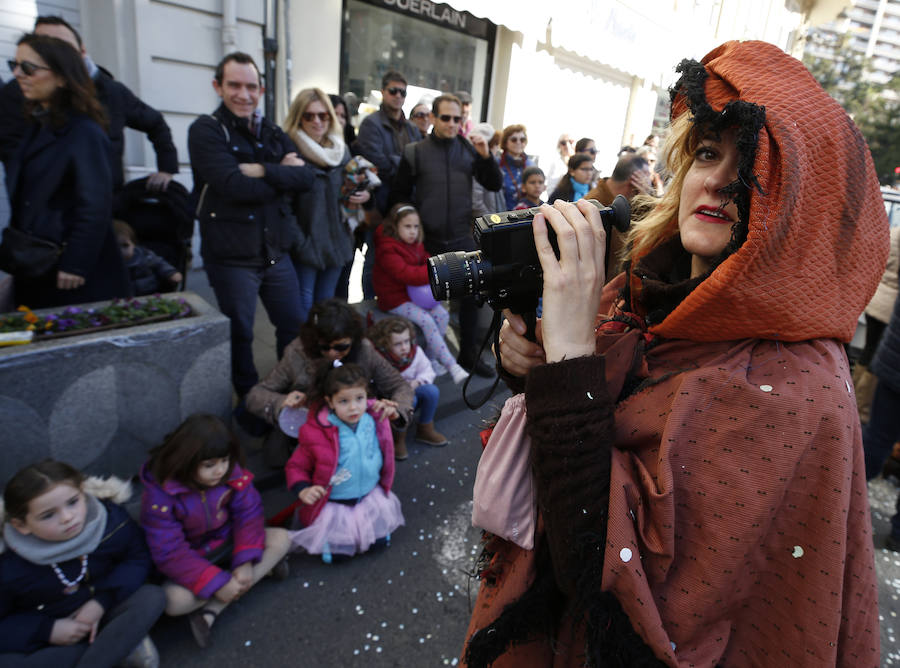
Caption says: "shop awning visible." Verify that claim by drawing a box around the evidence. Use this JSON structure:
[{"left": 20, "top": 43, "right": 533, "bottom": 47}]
[{"left": 443, "top": 0, "right": 850, "bottom": 88}]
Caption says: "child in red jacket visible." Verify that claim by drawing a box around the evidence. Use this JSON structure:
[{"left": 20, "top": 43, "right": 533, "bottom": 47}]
[
  {"left": 373, "top": 203, "right": 469, "bottom": 384},
  {"left": 285, "top": 363, "right": 404, "bottom": 563}
]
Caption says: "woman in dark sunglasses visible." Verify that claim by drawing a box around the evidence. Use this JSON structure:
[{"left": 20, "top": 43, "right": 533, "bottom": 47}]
[
  {"left": 2, "top": 34, "right": 130, "bottom": 308},
  {"left": 283, "top": 88, "right": 372, "bottom": 325},
  {"left": 497, "top": 124, "right": 534, "bottom": 210},
  {"left": 246, "top": 299, "right": 414, "bottom": 466}
]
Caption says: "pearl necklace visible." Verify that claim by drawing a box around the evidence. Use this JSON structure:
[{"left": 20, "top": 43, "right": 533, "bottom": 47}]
[{"left": 51, "top": 554, "right": 88, "bottom": 595}]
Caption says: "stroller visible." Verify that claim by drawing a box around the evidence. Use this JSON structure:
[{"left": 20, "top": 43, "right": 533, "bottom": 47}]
[{"left": 113, "top": 177, "right": 194, "bottom": 290}]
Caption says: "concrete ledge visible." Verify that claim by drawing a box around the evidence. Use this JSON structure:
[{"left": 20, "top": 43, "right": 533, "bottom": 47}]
[{"left": 0, "top": 292, "right": 231, "bottom": 484}]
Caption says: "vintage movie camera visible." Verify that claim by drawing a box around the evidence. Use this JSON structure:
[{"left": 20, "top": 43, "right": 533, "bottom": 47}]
[{"left": 427, "top": 197, "right": 631, "bottom": 334}]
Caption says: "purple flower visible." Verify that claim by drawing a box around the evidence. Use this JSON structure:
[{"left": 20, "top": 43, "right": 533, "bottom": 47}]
[{"left": 63, "top": 306, "right": 82, "bottom": 315}]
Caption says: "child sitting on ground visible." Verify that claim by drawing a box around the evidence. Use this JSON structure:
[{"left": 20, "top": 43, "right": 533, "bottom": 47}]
[
  {"left": 285, "top": 363, "right": 404, "bottom": 563},
  {"left": 0, "top": 459, "right": 164, "bottom": 667},
  {"left": 514, "top": 166, "right": 546, "bottom": 209},
  {"left": 373, "top": 203, "right": 469, "bottom": 384},
  {"left": 369, "top": 316, "right": 449, "bottom": 455},
  {"left": 114, "top": 220, "right": 182, "bottom": 295},
  {"left": 139, "top": 414, "right": 290, "bottom": 649}
]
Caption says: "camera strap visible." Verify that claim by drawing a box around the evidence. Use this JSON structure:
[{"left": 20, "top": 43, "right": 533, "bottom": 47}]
[{"left": 461, "top": 310, "right": 504, "bottom": 410}]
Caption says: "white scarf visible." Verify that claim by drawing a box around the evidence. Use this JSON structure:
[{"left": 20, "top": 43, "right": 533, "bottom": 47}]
[{"left": 292, "top": 129, "right": 345, "bottom": 168}]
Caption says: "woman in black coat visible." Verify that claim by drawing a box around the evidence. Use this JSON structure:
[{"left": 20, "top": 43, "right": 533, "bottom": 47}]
[{"left": 4, "top": 33, "right": 129, "bottom": 309}]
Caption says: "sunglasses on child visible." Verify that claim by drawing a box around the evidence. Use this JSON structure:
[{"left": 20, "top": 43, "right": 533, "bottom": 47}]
[
  {"left": 438, "top": 114, "right": 462, "bottom": 123},
  {"left": 320, "top": 342, "right": 352, "bottom": 353},
  {"left": 302, "top": 111, "right": 330, "bottom": 122},
  {"left": 386, "top": 86, "right": 407, "bottom": 97},
  {"left": 8, "top": 59, "right": 50, "bottom": 76}
]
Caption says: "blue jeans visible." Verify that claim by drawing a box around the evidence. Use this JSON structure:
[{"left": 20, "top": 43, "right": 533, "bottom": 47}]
[
  {"left": 863, "top": 379, "right": 900, "bottom": 537},
  {"left": 294, "top": 262, "right": 343, "bottom": 325},
  {"left": 414, "top": 383, "right": 440, "bottom": 424},
  {"left": 205, "top": 257, "right": 303, "bottom": 395}
]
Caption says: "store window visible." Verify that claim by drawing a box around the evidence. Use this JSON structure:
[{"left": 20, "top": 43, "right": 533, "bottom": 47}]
[{"left": 341, "top": 0, "right": 493, "bottom": 120}]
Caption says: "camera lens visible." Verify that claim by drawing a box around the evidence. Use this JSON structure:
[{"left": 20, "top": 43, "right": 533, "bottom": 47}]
[{"left": 427, "top": 251, "right": 491, "bottom": 301}]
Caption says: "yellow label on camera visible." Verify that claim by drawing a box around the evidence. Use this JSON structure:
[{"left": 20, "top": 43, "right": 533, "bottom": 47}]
[{"left": 490, "top": 214, "right": 501, "bottom": 223}]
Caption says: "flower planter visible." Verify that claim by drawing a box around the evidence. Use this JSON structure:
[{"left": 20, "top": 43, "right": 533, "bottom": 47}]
[{"left": 0, "top": 291, "right": 231, "bottom": 484}]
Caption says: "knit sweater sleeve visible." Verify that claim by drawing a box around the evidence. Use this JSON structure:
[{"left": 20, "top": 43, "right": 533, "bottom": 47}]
[{"left": 524, "top": 354, "right": 615, "bottom": 596}]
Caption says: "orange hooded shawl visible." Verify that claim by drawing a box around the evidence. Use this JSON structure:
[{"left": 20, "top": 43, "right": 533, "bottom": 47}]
[{"left": 462, "top": 41, "right": 888, "bottom": 668}]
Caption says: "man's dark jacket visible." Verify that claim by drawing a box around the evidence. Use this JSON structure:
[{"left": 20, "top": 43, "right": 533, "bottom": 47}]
[
  {"left": 188, "top": 104, "right": 313, "bottom": 268},
  {"left": 0, "top": 66, "right": 178, "bottom": 188},
  {"left": 352, "top": 108, "right": 422, "bottom": 214},
  {"left": 390, "top": 133, "right": 502, "bottom": 250}
]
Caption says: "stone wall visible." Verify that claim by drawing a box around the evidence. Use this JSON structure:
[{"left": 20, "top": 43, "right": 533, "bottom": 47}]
[{"left": 0, "top": 292, "right": 231, "bottom": 484}]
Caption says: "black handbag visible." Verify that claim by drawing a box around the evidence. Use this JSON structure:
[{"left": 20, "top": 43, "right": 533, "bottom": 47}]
[{"left": 0, "top": 226, "right": 64, "bottom": 278}]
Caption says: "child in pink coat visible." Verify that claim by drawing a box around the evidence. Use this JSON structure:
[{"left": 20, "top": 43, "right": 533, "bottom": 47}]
[{"left": 285, "top": 363, "right": 404, "bottom": 562}]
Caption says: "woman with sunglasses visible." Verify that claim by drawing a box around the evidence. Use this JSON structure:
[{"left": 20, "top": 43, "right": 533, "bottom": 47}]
[
  {"left": 409, "top": 102, "right": 432, "bottom": 137},
  {"left": 283, "top": 88, "right": 370, "bottom": 324},
  {"left": 246, "top": 299, "right": 414, "bottom": 467},
  {"left": 497, "top": 124, "right": 534, "bottom": 210},
  {"left": 2, "top": 34, "right": 129, "bottom": 308}
]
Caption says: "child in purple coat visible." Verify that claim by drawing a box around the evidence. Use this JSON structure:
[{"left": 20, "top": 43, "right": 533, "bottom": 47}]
[{"left": 139, "top": 414, "right": 290, "bottom": 648}]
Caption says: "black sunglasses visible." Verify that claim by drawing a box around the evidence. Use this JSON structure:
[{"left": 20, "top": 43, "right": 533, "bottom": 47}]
[
  {"left": 411, "top": 111, "right": 429, "bottom": 120},
  {"left": 320, "top": 341, "right": 352, "bottom": 353},
  {"left": 8, "top": 59, "right": 50, "bottom": 76},
  {"left": 302, "top": 111, "right": 330, "bottom": 122},
  {"left": 585, "top": 148, "right": 598, "bottom": 155},
  {"left": 438, "top": 114, "right": 462, "bottom": 123},
  {"left": 386, "top": 86, "right": 407, "bottom": 97}
]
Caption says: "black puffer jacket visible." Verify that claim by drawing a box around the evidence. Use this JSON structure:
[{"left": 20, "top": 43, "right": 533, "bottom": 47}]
[
  {"left": 188, "top": 104, "right": 314, "bottom": 268},
  {"left": 390, "top": 133, "right": 502, "bottom": 249}
]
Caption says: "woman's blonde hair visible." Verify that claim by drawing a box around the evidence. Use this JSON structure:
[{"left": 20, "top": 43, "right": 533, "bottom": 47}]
[
  {"left": 626, "top": 113, "right": 700, "bottom": 258},
  {"left": 284, "top": 87, "right": 340, "bottom": 146}
]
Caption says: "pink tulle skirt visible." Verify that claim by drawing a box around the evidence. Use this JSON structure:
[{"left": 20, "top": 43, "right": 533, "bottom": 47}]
[{"left": 289, "top": 486, "right": 404, "bottom": 556}]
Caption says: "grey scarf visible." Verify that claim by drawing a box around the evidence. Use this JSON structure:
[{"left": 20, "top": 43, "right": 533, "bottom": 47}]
[{"left": 3, "top": 494, "right": 107, "bottom": 565}]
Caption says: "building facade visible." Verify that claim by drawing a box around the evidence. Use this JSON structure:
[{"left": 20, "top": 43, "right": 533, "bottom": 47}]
[{"left": 0, "top": 0, "right": 847, "bottom": 237}]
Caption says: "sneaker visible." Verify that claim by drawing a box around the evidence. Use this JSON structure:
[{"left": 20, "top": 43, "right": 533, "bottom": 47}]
[
  {"left": 459, "top": 355, "right": 495, "bottom": 378},
  {"left": 431, "top": 360, "right": 448, "bottom": 376},
  {"left": 449, "top": 363, "right": 470, "bottom": 385},
  {"left": 120, "top": 636, "right": 159, "bottom": 668},
  {"left": 270, "top": 556, "right": 290, "bottom": 580},
  {"left": 416, "top": 422, "right": 449, "bottom": 446}
]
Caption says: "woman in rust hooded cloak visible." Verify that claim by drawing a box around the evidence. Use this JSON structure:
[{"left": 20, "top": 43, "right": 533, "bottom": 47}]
[{"left": 461, "top": 41, "right": 888, "bottom": 668}]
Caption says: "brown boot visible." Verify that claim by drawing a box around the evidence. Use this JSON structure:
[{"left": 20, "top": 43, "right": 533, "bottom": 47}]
[
  {"left": 392, "top": 427, "right": 408, "bottom": 460},
  {"left": 415, "top": 422, "right": 449, "bottom": 447}
]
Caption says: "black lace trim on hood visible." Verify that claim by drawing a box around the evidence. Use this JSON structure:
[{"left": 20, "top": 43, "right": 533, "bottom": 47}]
[{"left": 668, "top": 58, "right": 767, "bottom": 266}]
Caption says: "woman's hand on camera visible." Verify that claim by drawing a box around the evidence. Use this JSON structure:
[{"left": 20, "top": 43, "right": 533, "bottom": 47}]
[
  {"left": 497, "top": 312, "right": 545, "bottom": 377},
  {"left": 533, "top": 200, "right": 606, "bottom": 364}
]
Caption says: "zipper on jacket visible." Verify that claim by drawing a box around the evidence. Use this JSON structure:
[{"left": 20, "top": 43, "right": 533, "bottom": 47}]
[{"left": 200, "top": 490, "right": 211, "bottom": 533}]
